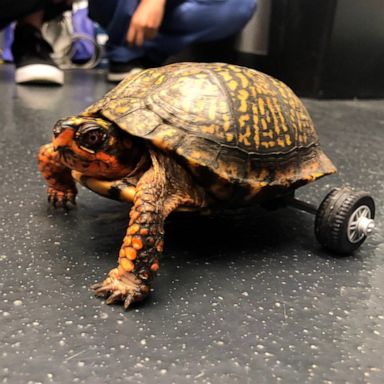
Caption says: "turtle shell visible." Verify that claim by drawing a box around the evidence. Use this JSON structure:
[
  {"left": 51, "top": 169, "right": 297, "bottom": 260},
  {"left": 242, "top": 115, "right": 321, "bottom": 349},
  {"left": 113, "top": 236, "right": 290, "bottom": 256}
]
[{"left": 84, "top": 62, "right": 336, "bottom": 202}]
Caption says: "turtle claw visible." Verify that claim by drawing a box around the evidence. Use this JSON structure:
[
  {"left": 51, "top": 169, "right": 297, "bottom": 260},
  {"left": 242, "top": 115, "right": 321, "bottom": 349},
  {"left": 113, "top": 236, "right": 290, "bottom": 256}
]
[
  {"left": 94, "top": 285, "right": 113, "bottom": 298},
  {"left": 47, "top": 187, "right": 77, "bottom": 210},
  {"left": 90, "top": 282, "right": 103, "bottom": 291},
  {"left": 124, "top": 295, "right": 134, "bottom": 309},
  {"left": 91, "top": 269, "right": 149, "bottom": 309},
  {"left": 106, "top": 291, "right": 123, "bottom": 305}
]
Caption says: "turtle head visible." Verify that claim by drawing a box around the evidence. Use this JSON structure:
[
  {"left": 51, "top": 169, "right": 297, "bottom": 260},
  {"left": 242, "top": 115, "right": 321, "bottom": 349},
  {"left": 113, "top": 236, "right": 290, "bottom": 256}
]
[{"left": 52, "top": 115, "right": 142, "bottom": 179}]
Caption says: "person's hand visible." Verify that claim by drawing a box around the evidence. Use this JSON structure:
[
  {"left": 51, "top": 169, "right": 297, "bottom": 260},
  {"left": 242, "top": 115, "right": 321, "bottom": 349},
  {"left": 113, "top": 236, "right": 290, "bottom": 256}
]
[{"left": 127, "top": 0, "right": 166, "bottom": 47}]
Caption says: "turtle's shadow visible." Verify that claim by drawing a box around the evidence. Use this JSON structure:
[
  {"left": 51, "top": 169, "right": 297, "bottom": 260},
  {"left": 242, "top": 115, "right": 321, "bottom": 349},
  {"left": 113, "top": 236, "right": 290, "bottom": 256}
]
[
  {"left": 85, "top": 200, "right": 318, "bottom": 263},
  {"left": 166, "top": 208, "right": 303, "bottom": 257}
]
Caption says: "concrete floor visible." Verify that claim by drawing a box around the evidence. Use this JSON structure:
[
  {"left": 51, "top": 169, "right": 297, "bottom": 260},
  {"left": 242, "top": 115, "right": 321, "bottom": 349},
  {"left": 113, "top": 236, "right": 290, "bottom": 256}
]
[{"left": 0, "top": 65, "right": 383, "bottom": 384}]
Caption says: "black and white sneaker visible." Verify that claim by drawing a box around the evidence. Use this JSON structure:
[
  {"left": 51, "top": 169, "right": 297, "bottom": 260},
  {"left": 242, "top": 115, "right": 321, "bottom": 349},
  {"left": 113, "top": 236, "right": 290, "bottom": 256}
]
[
  {"left": 11, "top": 24, "right": 64, "bottom": 85},
  {"left": 107, "top": 58, "right": 157, "bottom": 83}
]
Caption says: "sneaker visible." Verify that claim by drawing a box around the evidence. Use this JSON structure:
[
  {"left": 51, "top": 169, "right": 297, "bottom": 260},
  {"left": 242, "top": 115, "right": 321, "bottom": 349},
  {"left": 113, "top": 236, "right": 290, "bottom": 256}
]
[
  {"left": 11, "top": 24, "right": 64, "bottom": 85},
  {"left": 107, "top": 58, "right": 156, "bottom": 83}
]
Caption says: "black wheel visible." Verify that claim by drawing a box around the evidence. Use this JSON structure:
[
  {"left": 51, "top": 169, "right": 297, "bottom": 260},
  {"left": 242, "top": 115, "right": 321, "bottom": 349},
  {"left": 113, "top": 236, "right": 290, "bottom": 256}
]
[{"left": 315, "top": 187, "right": 375, "bottom": 254}]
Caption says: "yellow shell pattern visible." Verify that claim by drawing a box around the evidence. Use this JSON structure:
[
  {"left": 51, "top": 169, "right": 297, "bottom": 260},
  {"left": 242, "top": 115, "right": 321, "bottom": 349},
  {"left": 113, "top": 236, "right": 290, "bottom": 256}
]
[{"left": 84, "top": 63, "right": 336, "bottom": 202}]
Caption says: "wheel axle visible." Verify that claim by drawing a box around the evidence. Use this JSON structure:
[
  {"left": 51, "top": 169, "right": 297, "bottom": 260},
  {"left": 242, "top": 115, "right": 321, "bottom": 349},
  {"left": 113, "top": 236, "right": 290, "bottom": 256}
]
[{"left": 285, "top": 196, "right": 318, "bottom": 215}]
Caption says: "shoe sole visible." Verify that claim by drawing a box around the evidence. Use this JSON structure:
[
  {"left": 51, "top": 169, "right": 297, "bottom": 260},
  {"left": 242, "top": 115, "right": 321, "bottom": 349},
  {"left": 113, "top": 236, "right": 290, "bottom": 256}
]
[
  {"left": 15, "top": 64, "right": 64, "bottom": 85},
  {"left": 107, "top": 67, "right": 144, "bottom": 83}
]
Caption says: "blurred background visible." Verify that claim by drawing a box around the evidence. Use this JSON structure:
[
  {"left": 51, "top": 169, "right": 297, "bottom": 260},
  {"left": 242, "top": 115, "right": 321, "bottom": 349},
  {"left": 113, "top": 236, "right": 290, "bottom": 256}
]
[{"left": 2, "top": 0, "right": 383, "bottom": 98}]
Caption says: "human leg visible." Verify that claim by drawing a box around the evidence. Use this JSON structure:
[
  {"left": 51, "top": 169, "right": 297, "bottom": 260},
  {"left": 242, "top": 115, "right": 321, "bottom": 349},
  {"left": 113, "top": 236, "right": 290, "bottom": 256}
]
[
  {"left": 144, "top": 0, "right": 258, "bottom": 62},
  {"left": 88, "top": 0, "right": 143, "bottom": 62},
  {"left": 89, "top": 0, "right": 153, "bottom": 82},
  {"left": 1, "top": 0, "right": 72, "bottom": 85},
  {"left": 12, "top": 16, "right": 65, "bottom": 85},
  {"left": 88, "top": 0, "right": 256, "bottom": 82}
]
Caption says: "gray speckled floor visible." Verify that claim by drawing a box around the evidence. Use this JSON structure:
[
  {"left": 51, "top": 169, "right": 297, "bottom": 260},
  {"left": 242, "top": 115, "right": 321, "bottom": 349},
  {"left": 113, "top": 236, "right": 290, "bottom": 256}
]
[{"left": 0, "top": 65, "right": 383, "bottom": 384}]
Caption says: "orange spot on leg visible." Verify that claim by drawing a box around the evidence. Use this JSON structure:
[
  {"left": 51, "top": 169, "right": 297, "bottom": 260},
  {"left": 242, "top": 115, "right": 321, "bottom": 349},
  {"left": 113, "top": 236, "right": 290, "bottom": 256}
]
[
  {"left": 123, "top": 236, "right": 132, "bottom": 246},
  {"left": 128, "top": 224, "right": 140, "bottom": 235},
  {"left": 119, "top": 248, "right": 126, "bottom": 259},
  {"left": 150, "top": 263, "right": 159, "bottom": 272},
  {"left": 125, "top": 247, "right": 137, "bottom": 260},
  {"left": 130, "top": 210, "right": 140, "bottom": 222},
  {"left": 120, "top": 258, "right": 134, "bottom": 272},
  {"left": 132, "top": 236, "right": 143, "bottom": 250}
]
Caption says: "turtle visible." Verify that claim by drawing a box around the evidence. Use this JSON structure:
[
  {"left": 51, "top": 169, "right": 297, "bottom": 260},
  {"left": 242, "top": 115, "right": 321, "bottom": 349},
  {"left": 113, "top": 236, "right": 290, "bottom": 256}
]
[{"left": 37, "top": 62, "right": 374, "bottom": 309}]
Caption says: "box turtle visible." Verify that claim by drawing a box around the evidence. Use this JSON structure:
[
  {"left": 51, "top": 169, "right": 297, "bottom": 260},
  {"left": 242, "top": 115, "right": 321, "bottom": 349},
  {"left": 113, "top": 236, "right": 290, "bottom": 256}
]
[{"left": 38, "top": 62, "right": 375, "bottom": 309}]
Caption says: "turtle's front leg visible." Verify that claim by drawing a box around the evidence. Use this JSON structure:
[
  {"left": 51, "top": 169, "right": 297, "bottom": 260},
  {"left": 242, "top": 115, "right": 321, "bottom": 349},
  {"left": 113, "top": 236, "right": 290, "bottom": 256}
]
[
  {"left": 91, "top": 165, "right": 167, "bottom": 308},
  {"left": 91, "top": 184, "right": 162, "bottom": 307},
  {"left": 37, "top": 144, "right": 77, "bottom": 208},
  {"left": 91, "top": 150, "right": 207, "bottom": 309}
]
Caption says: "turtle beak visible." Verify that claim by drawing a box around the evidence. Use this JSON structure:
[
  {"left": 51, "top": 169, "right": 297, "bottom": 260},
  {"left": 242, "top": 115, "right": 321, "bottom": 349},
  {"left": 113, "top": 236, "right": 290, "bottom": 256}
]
[{"left": 53, "top": 127, "right": 75, "bottom": 151}]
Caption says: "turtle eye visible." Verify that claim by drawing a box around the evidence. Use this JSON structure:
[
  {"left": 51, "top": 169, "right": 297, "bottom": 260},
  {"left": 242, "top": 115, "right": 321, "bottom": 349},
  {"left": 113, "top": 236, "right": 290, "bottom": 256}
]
[{"left": 77, "top": 125, "right": 107, "bottom": 153}]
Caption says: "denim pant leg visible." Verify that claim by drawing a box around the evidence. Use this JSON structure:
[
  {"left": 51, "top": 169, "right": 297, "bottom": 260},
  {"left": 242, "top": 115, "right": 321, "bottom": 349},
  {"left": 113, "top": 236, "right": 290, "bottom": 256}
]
[
  {"left": 89, "top": 0, "right": 257, "bottom": 63},
  {"left": 88, "top": 0, "right": 144, "bottom": 62},
  {"left": 147, "top": 0, "right": 257, "bottom": 62}
]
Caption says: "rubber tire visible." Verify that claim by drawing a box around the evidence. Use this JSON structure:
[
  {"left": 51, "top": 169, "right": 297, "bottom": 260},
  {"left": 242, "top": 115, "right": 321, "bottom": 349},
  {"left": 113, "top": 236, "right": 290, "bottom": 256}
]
[{"left": 315, "top": 187, "right": 375, "bottom": 254}]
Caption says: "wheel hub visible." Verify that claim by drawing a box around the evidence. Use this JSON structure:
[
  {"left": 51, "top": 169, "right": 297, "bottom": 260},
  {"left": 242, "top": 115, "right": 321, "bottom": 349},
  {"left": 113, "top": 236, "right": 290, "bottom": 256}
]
[{"left": 347, "top": 205, "right": 375, "bottom": 243}]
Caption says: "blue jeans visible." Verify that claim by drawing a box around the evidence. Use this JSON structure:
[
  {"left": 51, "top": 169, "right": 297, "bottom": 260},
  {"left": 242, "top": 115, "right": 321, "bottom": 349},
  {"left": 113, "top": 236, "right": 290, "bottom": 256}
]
[{"left": 88, "top": 0, "right": 257, "bottom": 63}]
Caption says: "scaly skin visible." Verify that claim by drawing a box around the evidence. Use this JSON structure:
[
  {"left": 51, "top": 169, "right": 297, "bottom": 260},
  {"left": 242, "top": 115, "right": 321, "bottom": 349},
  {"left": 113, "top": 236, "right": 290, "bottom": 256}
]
[
  {"left": 91, "top": 150, "right": 207, "bottom": 308},
  {"left": 37, "top": 144, "right": 77, "bottom": 208},
  {"left": 91, "top": 165, "right": 166, "bottom": 307}
]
